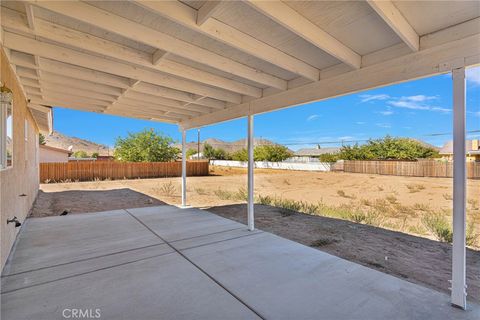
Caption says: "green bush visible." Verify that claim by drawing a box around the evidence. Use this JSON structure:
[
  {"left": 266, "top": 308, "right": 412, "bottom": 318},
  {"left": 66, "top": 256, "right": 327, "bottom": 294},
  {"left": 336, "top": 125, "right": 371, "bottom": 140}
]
[
  {"left": 338, "top": 135, "right": 439, "bottom": 160},
  {"left": 254, "top": 145, "right": 292, "bottom": 162},
  {"left": 73, "top": 150, "right": 89, "bottom": 158},
  {"left": 91, "top": 152, "right": 99, "bottom": 158},
  {"left": 318, "top": 153, "right": 340, "bottom": 162},
  {"left": 230, "top": 145, "right": 292, "bottom": 162},
  {"left": 231, "top": 148, "right": 248, "bottom": 161}
]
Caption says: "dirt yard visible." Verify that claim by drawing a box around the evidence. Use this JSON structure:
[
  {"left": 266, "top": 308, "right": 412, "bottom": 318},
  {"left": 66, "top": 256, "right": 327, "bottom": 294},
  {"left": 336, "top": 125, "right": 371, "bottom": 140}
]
[
  {"left": 31, "top": 166, "right": 480, "bottom": 300},
  {"left": 35, "top": 166, "right": 480, "bottom": 239}
]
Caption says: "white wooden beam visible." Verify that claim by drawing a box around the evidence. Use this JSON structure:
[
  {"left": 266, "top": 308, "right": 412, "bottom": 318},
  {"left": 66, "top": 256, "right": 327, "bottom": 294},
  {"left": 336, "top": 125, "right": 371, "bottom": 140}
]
[
  {"left": 135, "top": 0, "right": 315, "bottom": 84},
  {"left": 152, "top": 49, "right": 169, "bottom": 65},
  {"left": 133, "top": 82, "right": 226, "bottom": 110},
  {"left": 112, "top": 101, "right": 196, "bottom": 118},
  {"left": 10, "top": 51, "right": 131, "bottom": 89},
  {"left": 24, "top": 3, "right": 36, "bottom": 30},
  {"left": 451, "top": 67, "right": 467, "bottom": 310},
  {"left": 1, "top": 9, "right": 260, "bottom": 97},
  {"left": 181, "top": 128, "right": 187, "bottom": 207},
  {"left": 117, "top": 96, "right": 208, "bottom": 116},
  {"left": 122, "top": 91, "right": 212, "bottom": 113},
  {"left": 107, "top": 80, "right": 140, "bottom": 110},
  {"left": 26, "top": 1, "right": 284, "bottom": 90},
  {"left": 4, "top": 32, "right": 242, "bottom": 104},
  {"left": 28, "top": 96, "right": 106, "bottom": 113},
  {"left": 245, "top": 0, "right": 361, "bottom": 69},
  {"left": 20, "top": 73, "right": 123, "bottom": 96},
  {"left": 31, "top": 91, "right": 111, "bottom": 107},
  {"left": 181, "top": 32, "right": 480, "bottom": 129},
  {"left": 247, "top": 114, "right": 254, "bottom": 231},
  {"left": 106, "top": 106, "right": 182, "bottom": 122},
  {"left": 197, "top": 1, "right": 222, "bottom": 26},
  {"left": 366, "top": 0, "right": 419, "bottom": 52}
]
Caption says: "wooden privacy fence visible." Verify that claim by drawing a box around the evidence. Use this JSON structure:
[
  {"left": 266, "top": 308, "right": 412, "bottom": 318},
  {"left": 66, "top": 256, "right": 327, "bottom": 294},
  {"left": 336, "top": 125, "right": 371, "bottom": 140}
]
[
  {"left": 343, "top": 160, "right": 480, "bottom": 179},
  {"left": 40, "top": 161, "right": 209, "bottom": 182}
]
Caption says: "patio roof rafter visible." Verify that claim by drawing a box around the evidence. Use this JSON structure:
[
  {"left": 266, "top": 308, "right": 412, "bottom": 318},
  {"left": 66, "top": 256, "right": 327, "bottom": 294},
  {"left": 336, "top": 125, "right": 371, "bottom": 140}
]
[
  {"left": 1, "top": 7, "right": 263, "bottom": 98},
  {"left": 134, "top": 0, "right": 318, "bottom": 83},
  {"left": 3, "top": 32, "right": 242, "bottom": 104},
  {"left": 181, "top": 22, "right": 480, "bottom": 129},
  {"left": 24, "top": 0, "right": 286, "bottom": 90},
  {"left": 244, "top": 0, "right": 361, "bottom": 70},
  {"left": 366, "top": 0, "right": 419, "bottom": 52}
]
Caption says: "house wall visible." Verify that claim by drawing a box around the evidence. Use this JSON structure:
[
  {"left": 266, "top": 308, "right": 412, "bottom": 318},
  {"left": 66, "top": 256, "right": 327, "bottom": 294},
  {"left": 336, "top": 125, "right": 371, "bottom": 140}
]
[
  {"left": 40, "top": 147, "right": 69, "bottom": 163},
  {"left": 1, "top": 47, "right": 40, "bottom": 271}
]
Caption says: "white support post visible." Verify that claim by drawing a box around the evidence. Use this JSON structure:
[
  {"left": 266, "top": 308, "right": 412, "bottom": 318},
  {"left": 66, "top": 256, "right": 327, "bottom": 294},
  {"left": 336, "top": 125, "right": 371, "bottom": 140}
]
[
  {"left": 181, "top": 128, "right": 187, "bottom": 208},
  {"left": 247, "top": 114, "right": 254, "bottom": 231},
  {"left": 451, "top": 67, "right": 467, "bottom": 309}
]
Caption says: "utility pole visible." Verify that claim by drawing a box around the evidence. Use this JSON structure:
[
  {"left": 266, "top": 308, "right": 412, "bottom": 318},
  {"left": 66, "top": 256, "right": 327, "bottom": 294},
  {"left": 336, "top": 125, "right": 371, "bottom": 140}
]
[{"left": 197, "top": 129, "right": 200, "bottom": 159}]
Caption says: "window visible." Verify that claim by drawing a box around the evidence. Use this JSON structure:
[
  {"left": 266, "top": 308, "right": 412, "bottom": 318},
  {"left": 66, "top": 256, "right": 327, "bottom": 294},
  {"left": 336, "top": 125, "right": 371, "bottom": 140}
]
[{"left": 1, "top": 84, "right": 13, "bottom": 169}]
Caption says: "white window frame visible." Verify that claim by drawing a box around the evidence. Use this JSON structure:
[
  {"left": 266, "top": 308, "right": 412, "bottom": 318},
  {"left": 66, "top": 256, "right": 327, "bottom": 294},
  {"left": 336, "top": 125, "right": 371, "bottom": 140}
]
[
  {"left": 0, "top": 102, "right": 7, "bottom": 169},
  {"left": 1, "top": 85, "right": 13, "bottom": 170}
]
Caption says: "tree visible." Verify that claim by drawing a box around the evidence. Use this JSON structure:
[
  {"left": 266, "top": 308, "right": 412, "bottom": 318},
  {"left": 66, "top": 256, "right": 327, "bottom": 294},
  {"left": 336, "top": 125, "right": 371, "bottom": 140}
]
[
  {"left": 203, "top": 143, "right": 216, "bottom": 159},
  {"left": 91, "top": 152, "right": 99, "bottom": 159},
  {"left": 337, "top": 136, "right": 439, "bottom": 160},
  {"left": 114, "top": 129, "right": 179, "bottom": 162},
  {"left": 203, "top": 143, "right": 229, "bottom": 160},
  {"left": 254, "top": 145, "right": 292, "bottom": 162},
  {"left": 73, "top": 150, "right": 89, "bottom": 158},
  {"left": 39, "top": 133, "right": 46, "bottom": 145},
  {"left": 186, "top": 148, "right": 197, "bottom": 159}
]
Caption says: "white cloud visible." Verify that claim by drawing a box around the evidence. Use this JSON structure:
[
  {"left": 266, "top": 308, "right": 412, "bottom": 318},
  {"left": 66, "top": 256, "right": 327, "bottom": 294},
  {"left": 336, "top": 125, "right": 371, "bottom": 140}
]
[
  {"left": 355, "top": 121, "right": 366, "bottom": 125},
  {"left": 376, "top": 123, "right": 391, "bottom": 128},
  {"left": 401, "top": 95, "right": 437, "bottom": 102},
  {"left": 359, "top": 94, "right": 390, "bottom": 103},
  {"left": 307, "top": 114, "right": 320, "bottom": 121},
  {"left": 467, "top": 66, "right": 480, "bottom": 86},
  {"left": 338, "top": 136, "right": 354, "bottom": 140},
  {"left": 430, "top": 107, "right": 451, "bottom": 113},
  {"left": 379, "top": 110, "right": 394, "bottom": 116},
  {"left": 386, "top": 95, "right": 450, "bottom": 113}
]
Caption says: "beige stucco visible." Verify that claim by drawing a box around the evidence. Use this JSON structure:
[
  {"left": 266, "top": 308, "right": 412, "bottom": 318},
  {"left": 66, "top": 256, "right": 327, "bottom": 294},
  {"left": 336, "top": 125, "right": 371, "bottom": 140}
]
[
  {"left": 40, "top": 145, "right": 70, "bottom": 163},
  {"left": 0, "top": 47, "right": 40, "bottom": 271}
]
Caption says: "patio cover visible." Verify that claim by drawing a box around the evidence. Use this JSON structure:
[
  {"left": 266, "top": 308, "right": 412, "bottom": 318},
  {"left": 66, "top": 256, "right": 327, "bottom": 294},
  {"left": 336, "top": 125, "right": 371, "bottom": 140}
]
[
  {"left": 0, "top": 1, "right": 478, "bottom": 128},
  {"left": 1, "top": 0, "right": 479, "bottom": 311}
]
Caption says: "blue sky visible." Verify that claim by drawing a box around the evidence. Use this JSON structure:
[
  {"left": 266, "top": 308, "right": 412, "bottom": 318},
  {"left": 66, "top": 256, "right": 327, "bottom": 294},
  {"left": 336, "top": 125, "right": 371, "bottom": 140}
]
[{"left": 53, "top": 66, "right": 480, "bottom": 151}]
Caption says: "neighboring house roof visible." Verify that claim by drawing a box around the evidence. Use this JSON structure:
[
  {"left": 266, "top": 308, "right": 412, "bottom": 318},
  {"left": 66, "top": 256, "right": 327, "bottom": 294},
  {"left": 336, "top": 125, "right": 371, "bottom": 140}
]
[
  {"left": 294, "top": 147, "right": 340, "bottom": 157},
  {"left": 40, "top": 144, "right": 72, "bottom": 155},
  {"left": 439, "top": 140, "right": 480, "bottom": 155}
]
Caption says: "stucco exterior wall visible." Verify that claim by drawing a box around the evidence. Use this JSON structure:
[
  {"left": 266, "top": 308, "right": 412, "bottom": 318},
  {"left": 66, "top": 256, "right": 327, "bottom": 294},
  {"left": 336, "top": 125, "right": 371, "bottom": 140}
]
[
  {"left": 40, "top": 147, "right": 69, "bottom": 163},
  {"left": 1, "top": 47, "right": 40, "bottom": 271}
]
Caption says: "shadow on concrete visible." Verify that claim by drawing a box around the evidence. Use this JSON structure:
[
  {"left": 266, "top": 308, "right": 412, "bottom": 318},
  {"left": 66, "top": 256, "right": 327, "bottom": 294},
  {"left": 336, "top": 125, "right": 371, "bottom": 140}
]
[
  {"left": 206, "top": 203, "right": 480, "bottom": 302},
  {"left": 30, "top": 188, "right": 166, "bottom": 218}
]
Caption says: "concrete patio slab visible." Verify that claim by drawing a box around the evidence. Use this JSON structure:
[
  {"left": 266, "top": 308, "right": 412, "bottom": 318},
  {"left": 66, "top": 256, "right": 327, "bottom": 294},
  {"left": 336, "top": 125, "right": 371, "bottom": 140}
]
[
  {"left": 126, "top": 206, "right": 244, "bottom": 242},
  {"left": 2, "top": 210, "right": 162, "bottom": 276},
  {"left": 2, "top": 205, "right": 479, "bottom": 320}
]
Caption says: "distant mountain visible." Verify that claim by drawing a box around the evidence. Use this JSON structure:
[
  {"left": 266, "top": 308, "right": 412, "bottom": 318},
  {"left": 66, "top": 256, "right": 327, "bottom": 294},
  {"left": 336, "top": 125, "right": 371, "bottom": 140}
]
[
  {"left": 44, "top": 131, "right": 112, "bottom": 156},
  {"left": 177, "top": 138, "right": 283, "bottom": 154}
]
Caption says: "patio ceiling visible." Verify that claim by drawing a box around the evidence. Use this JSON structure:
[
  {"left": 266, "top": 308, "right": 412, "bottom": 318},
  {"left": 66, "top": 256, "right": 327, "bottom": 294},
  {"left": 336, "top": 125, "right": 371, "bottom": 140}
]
[{"left": 0, "top": 1, "right": 479, "bottom": 128}]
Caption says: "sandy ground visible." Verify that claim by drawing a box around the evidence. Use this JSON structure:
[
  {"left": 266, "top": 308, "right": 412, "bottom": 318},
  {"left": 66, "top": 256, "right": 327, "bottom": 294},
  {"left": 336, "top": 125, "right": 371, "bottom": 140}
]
[
  {"left": 35, "top": 166, "right": 480, "bottom": 236},
  {"left": 31, "top": 166, "right": 480, "bottom": 300}
]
